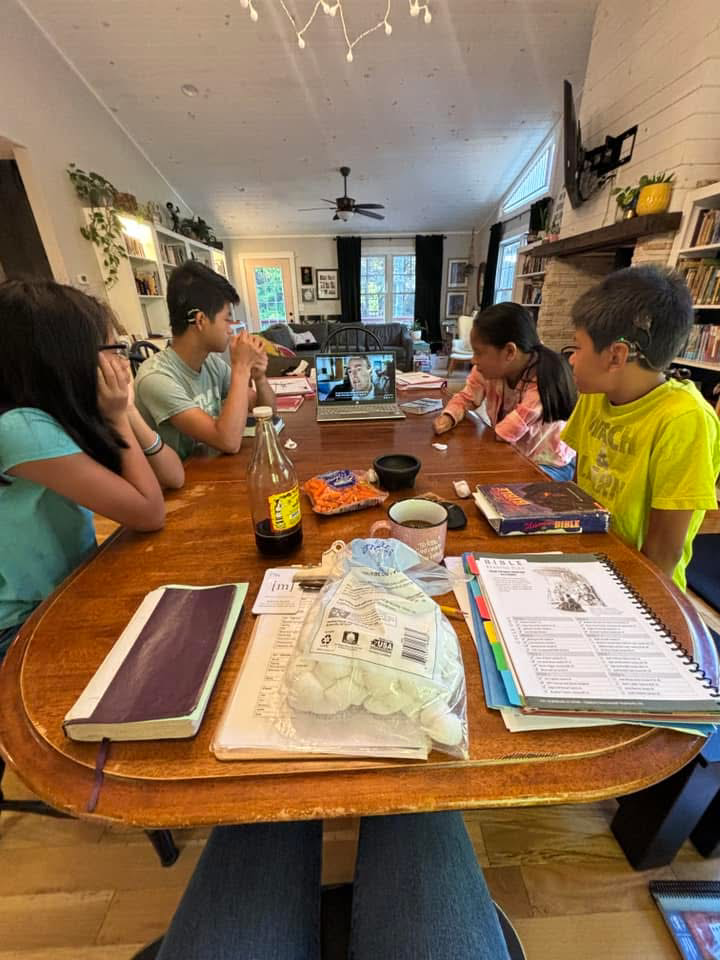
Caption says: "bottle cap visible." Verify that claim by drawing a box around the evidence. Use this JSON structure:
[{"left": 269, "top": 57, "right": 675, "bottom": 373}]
[{"left": 253, "top": 406, "right": 273, "bottom": 418}]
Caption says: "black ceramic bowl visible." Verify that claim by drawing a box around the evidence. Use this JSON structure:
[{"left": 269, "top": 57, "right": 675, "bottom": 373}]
[{"left": 373, "top": 454, "right": 421, "bottom": 491}]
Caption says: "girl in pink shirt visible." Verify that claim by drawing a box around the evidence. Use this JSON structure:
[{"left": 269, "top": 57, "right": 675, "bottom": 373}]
[{"left": 434, "top": 302, "right": 577, "bottom": 480}]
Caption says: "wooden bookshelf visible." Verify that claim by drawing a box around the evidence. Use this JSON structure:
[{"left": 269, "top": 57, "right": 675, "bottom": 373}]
[{"left": 85, "top": 212, "right": 228, "bottom": 339}]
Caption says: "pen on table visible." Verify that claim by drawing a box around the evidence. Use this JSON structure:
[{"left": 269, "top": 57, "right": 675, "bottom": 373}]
[{"left": 437, "top": 604, "right": 466, "bottom": 620}]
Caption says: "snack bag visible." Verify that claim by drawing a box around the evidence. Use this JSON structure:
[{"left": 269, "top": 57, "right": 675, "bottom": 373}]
[{"left": 303, "top": 470, "right": 388, "bottom": 516}]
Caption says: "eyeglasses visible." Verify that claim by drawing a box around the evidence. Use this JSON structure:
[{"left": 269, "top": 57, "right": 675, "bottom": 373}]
[{"left": 98, "top": 343, "right": 130, "bottom": 358}]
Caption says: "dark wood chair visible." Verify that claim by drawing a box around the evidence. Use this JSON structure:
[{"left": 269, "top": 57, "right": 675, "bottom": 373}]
[
  {"left": 0, "top": 756, "right": 179, "bottom": 867},
  {"left": 612, "top": 534, "right": 720, "bottom": 868},
  {"left": 321, "top": 325, "right": 383, "bottom": 353},
  {"left": 129, "top": 340, "right": 161, "bottom": 376}
]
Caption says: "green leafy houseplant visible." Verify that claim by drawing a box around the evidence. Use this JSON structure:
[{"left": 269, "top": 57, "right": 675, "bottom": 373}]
[
  {"left": 638, "top": 171, "right": 676, "bottom": 187},
  {"left": 611, "top": 184, "right": 640, "bottom": 213},
  {"left": 67, "top": 163, "right": 127, "bottom": 287}
]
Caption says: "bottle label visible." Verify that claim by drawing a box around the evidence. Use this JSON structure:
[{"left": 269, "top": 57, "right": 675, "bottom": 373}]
[{"left": 268, "top": 485, "right": 301, "bottom": 532}]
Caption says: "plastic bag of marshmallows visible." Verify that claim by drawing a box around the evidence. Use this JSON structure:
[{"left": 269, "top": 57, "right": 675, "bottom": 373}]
[{"left": 281, "top": 538, "right": 469, "bottom": 760}]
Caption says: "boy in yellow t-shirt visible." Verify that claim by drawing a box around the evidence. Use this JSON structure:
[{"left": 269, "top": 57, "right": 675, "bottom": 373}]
[{"left": 562, "top": 266, "right": 720, "bottom": 590}]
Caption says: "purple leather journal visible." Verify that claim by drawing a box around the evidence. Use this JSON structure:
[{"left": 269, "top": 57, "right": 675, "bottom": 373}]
[{"left": 67, "top": 585, "right": 237, "bottom": 726}]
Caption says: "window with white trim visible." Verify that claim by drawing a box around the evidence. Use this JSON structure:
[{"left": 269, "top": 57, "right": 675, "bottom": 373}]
[
  {"left": 360, "top": 254, "right": 416, "bottom": 323},
  {"left": 501, "top": 142, "right": 554, "bottom": 216},
  {"left": 494, "top": 235, "right": 524, "bottom": 303}
]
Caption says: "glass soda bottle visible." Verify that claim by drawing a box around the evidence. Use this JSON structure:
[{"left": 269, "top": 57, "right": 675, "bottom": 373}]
[{"left": 247, "top": 406, "right": 303, "bottom": 556}]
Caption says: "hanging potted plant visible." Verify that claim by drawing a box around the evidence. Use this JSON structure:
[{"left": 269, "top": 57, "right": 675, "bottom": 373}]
[
  {"left": 636, "top": 172, "right": 675, "bottom": 216},
  {"left": 67, "top": 164, "right": 127, "bottom": 287}
]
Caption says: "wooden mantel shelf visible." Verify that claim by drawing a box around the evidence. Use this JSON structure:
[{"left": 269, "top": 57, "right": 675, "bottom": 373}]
[{"left": 531, "top": 213, "right": 682, "bottom": 259}]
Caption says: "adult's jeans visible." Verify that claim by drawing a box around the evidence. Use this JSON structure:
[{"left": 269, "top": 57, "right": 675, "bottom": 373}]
[{"left": 157, "top": 811, "right": 511, "bottom": 960}]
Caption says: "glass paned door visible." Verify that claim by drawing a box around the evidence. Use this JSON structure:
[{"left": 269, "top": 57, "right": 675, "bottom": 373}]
[{"left": 243, "top": 257, "right": 295, "bottom": 329}]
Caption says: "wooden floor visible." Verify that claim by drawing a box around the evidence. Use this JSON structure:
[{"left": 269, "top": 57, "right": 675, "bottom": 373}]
[{"left": 2, "top": 766, "right": 719, "bottom": 959}]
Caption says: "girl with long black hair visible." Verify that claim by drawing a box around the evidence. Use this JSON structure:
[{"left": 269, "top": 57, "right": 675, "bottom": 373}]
[
  {"left": 0, "top": 279, "right": 183, "bottom": 658},
  {"left": 434, "top": 302, "right": 577, "bottom": 480}
]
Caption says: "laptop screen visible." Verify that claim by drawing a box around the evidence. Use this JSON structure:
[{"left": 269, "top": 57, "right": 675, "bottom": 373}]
[{"left": 316, "top": 352, "right": 397, "bottom": 406}]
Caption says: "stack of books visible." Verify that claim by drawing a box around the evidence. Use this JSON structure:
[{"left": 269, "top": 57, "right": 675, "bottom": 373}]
[
  {"left": 690, "top": 209, "right": 720, "bottom": 247},
  {"left": 678, "top": 324, "right": 720, "bottom": 363},
  {"left": 677, "top": 258, "right": 720, "bottom": 305},
  {"left": 396, "top": 371, "right": 447, "bottom": 390},
  {"left": 460, "top": 552, "right": 720, "bottom": 735}
]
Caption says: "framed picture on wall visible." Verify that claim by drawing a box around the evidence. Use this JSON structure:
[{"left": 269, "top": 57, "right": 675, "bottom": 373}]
[
  {"left": 316, "top": 268, "right": 339, "bottom": 300},
  {"left": 301, "top": 287, "right": 315, "bottom": 302},
  {"left": 447, "top": 259, "right": 468, "bottom": 288},
  {"left": 446, "top": 291, "right": 467, "bottom": 318},
  {"left": 300, "top": 266, "right": 313, "bottom": 286}
]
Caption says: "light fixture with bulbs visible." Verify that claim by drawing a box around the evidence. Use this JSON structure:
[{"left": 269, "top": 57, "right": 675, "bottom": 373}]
[{"left": 238, "top": 0, "right": 432, "bottom": 62}]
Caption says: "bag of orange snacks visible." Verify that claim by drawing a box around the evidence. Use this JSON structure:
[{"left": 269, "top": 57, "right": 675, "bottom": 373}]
[{"left": 303, "top": 469, "right": 388, "bottom": 516}]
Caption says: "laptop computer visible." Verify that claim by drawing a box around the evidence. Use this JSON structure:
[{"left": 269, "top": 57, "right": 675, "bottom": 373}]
[{"left": 315, "top": 351, "right": 405, "bottom": 422}]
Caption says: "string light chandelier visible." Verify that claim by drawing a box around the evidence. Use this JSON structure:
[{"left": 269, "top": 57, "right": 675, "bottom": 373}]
[{"left": 238, "top": 0, "right": 433, "bottom": 62}]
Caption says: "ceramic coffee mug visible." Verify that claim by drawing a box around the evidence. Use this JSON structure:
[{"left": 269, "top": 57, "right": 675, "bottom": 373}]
[{"left": 370, "top": 499, "right": 449, "bottom": 562}]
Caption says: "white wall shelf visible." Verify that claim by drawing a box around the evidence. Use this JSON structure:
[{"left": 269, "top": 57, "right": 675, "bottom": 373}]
[
  {"left": 85, "top": 211, "right": 228, "bottom": 340},
  {"left": 673, "top": 357, "right": 720, "bottom": 371}
]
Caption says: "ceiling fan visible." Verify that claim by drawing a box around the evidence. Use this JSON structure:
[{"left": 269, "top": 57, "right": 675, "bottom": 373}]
[{"left": 299, "top": 166, "right": 385, "bottom": 221}]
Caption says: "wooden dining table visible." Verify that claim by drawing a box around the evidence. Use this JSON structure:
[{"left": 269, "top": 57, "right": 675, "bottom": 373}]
[{"left": 0, "top": 395, "right": 714, "bottom": 829}]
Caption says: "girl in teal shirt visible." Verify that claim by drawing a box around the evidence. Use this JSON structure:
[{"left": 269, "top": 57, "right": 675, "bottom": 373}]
[{"left": 0, "top": 279, "right": 184, "bottom": 657}]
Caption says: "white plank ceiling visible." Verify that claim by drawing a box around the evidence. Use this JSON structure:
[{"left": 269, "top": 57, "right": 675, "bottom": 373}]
[{"left": 19, "top": 0, "right": 598, "bottom": 236}]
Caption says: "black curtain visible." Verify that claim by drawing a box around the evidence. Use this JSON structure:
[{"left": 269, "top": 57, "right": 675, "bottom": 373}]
[
  {"left": 480, "top": 221, "right": 503, "bottom": 310},
  {"left": 415, "top": 234, "right": 444, "bottom": 350},
  {"left": 336, "top": 236, "right": 361, "bottom": 323}
]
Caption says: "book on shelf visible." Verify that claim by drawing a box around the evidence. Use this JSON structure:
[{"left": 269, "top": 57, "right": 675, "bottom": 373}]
[
  {"left": 519, "top": 253, "right": 546, "bottom": 275},
  {"left": 463, "top": 552, "right": 720, "bottom": 723},
  {"left": 133, "top": 271, "right": 161, "bottom": 296},
  {"left": 677, "top": 258, "right": 720, "bottom": 305},
  {"left": 472, "top": 481, "right": 610, "bottom": 535},
  {"left": 678, "top": 324, "right": 720, "bottom": 363},
  {"left": 690, "top": 208, "right": 720, "bottom": 248},
  {"left": 650, "top": 880, "right": 720, "bottom": 960},
  {"left": 63, "top": 583, "right": 248, "bottom": 742},
  {"left": 159, "top": 241, "right": 186, "bottom": 267},
  {"left": 520, "top": 282, "right": 543, "bottom": 306},
  {"left": 124, "top": 234, "right": 150, "bottom": 259}
]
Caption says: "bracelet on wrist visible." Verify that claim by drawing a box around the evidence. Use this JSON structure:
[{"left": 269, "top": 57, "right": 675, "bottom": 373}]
[
  {"left": 142, "top": 432, "right": 163, "bottom": 456},
  {"left": 145, "top": 439, "right": 165, "bottom": 457}
]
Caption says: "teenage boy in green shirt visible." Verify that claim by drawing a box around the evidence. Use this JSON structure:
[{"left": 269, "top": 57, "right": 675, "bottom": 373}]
[
  {"left": 135, "top": 261, "right": 276, "bottom": 459},
  {"left": 562, "top": 265, "right": 720, "bottom": 590}
]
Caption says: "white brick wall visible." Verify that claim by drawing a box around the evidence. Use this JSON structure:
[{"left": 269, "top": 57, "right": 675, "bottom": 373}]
[{"left": 561, "top": 0, "right": 720, "bottom": 239}]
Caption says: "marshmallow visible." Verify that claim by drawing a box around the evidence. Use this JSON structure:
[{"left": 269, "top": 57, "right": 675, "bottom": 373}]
[{"left": 453, "top": 479, "right": 471, "bottom": 498}]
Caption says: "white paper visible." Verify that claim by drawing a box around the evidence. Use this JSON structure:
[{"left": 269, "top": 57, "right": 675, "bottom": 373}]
[
  {"left": 475, "top": 555, "right": 719, "bottom": 708},
  {"left": 268, "top": 377, "right": 314, "bottom": 396},
  {"left": 252, "top": 568, "right": 303, "bottom": 614},
  {"left": 213, "top": 591, "right": 428, "bottom": 759}
]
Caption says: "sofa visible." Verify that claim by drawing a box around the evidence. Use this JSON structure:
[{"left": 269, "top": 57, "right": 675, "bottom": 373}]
[{"left": 262, "top": 321, "right": 414, "bottom": 374}]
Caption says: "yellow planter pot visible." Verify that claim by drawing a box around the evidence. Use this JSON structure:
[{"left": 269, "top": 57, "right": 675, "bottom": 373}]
[{"left": 636, "top": 183, "right": 673, "bottom": 216}]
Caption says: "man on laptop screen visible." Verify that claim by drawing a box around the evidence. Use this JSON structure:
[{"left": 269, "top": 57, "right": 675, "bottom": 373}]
[{"left": 316, "top": 352, "right": 404, "bottom": 421}]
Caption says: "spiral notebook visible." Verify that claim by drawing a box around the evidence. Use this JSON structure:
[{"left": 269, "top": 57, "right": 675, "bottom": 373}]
[
  {"left": 650, "top": 880, "right": 720, "bottom": 959},
  {"left": 465, "top": 553, "right": 720, "bottom": 721}
]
